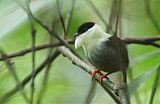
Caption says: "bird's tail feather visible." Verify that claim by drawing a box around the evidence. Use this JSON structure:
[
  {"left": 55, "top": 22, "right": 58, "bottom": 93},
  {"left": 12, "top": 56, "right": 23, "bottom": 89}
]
[{"left": 108, "top": 71, "right": 124, "bottom": 87}]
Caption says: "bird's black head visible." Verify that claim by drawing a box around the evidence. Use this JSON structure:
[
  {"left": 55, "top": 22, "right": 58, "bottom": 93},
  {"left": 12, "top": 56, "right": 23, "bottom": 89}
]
[{"left": 75, "top": 22, "right": 95, "bottom": 37}]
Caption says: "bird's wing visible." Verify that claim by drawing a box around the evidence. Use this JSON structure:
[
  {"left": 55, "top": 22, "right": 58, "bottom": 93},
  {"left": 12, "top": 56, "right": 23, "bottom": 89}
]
[
  {"left": 107, "top": 36, "right": 129, "bottom": 70},
  {"left": 106, "top": 36, "right": 129, "bottom": 86}
]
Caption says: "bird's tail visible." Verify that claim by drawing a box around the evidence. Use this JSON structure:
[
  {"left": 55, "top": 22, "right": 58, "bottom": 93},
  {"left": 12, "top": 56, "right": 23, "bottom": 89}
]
[{"left": 108, "top": 71, "right": 124, "bottom": 87}]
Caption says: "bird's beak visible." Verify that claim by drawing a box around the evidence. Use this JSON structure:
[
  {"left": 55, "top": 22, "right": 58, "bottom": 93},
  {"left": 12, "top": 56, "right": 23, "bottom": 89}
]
[
  {"left": 74, "top": 33, "right": 81, "bottom": 49},
  {"left": 74, "top": 33, "right": 79, "bottom": 38}
]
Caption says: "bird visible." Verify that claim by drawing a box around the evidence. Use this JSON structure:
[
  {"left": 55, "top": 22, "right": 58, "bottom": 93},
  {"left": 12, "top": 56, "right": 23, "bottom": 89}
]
[{"left": 74, "top": 22, "right": 129, "bottom": 86}]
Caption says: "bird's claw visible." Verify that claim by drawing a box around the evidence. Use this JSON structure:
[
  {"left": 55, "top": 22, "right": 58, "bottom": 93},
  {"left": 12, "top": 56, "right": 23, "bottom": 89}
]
[
  {"left": 91, "top": 69, "right": 103, "bottom": 78},
  {"left": 98, "top": 73, "right": 110, "bottom": 83},
  {"left": 91, "top": 69, "right": 110, "bottom": 83}
]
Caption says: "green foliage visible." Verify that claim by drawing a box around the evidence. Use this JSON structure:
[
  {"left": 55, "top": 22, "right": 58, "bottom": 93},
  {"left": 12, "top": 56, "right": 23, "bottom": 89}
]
[
  {"left": 0, "top": 0, "right": 160, "bottom": 104},
  {"left": 129, "top": 65, "right": 159, "bottom": 96}
]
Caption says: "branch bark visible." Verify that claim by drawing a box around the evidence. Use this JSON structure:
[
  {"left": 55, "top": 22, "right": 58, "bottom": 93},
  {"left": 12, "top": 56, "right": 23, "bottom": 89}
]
[
  {"left": 57, "top": 46, "right": 130, "bottom": 104},
  {"left": 0, "top": 36, "right": 159, "bottom": 61},
  {"left": 124, "top": 36, "right": 160, "bottom": 48},
  {"left": 124, "top": 36, "right": 160, "bottom": 42},
  {"left": 0, "top": 51, "right": 60, "bottom": 104}
]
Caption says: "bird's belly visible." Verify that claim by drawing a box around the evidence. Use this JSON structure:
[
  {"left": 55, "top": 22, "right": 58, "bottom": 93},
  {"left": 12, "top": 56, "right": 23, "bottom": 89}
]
[{"left": 87, "top": 44, "right": 119, "bottom": 72}]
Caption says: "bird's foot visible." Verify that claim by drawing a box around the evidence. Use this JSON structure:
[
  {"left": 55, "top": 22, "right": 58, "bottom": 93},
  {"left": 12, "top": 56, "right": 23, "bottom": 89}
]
[
  {"left": 91, "top": 69, "right": 103, "bottom": 78},
  {"left": 98, "top": 73, "right": 110, "bottom": 83}
]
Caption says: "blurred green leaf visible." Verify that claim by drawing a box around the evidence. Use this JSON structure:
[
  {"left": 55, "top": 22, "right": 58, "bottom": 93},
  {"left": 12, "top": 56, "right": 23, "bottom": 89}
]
[
  {"left": 131, "top": 50, "right": 160, "bottom": 66},
  {"left": 0, "top": 0, "right": 160, "bottom": 103},
  {"left": 129, "top": 65, "right": 160, "bottom": 96}
]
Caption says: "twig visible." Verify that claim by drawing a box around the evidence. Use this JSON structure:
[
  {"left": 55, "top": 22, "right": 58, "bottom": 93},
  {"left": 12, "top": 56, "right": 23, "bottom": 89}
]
[
  {"left": 16, "top": 0, "right": 68, "bottom": 49},
  {"left": 0, "top": 42, "right": 62, "bottom": 61},
  {"left": 149, "top": 65, "right": 160, "bottom": 104},
  {"left": 128, "top": 68, "right": 141, "bottom": 104},
  {"left": 84, "top": 80, "right": 97, "bottom": 104},
  {"left": 0, "top": 36, "right": 159, "bottom": 61},
  {"left": 124, "top": 36, "right": 160, "bottom": 48},
  {"left": 0, "top": 51, "right": 60, "bottom": 104},
  {"left": 56, "top": 0, "right": 67, "bottom": 37},
  {"left": 66, "top": 0, "right": 75, "bottom": 35},
  {"left": 57, "top": 46, "right": 118, "bottom": 90},
  {"left": 114, "top": 0, "right": 122, "bottom": 36},
  {"left": 101, "top": 83, "right": 121, "bottom": 104},
  {"left": 145, "top": 0, "right": 160, "bottom": 33},
  {"left": 22, "top": 3, "right": 82, "bottom": 60},
  {"left": 36, "top": 50, "right": 60, "bottom": 104},
  {"left": 0, "top": 49, "right": 29, "bottom": 104},
  {"left": 117, "top": 86, "right": 130, "bottom": 104},
  {"left": 36, "top": 35, "right": 57, "bottom": 104},
  {"left": 57, "top": 46, "right": 123, "bottom": 103},
  {"left": 29, "top": 18, "right": 36, "bottom": 104},
  {"left": 108, "top": 0, "right": 116, "bottom": 33},
  {"left": 25, "top": 1, "right": 37, "bottom": 103},
  {"left": 124, "top": 36, "right": 160, "bottom": 43},
  {"left": 86, "top": 0, "right": 111, "bottom": 33}
]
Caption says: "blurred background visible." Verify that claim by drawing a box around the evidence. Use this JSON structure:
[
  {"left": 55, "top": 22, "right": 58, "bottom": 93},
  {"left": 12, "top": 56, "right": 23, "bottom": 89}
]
[{"left": 0, "top": 0, "right": 160, "bottom": 104}]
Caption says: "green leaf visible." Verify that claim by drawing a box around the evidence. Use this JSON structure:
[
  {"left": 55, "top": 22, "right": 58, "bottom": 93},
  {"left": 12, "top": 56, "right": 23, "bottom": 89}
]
[
  {"left": 131, "top": 50, "right": 160, "bottom": 66},
  {"left": 128, "top": 65, "right": 160, "bottom": 96}
]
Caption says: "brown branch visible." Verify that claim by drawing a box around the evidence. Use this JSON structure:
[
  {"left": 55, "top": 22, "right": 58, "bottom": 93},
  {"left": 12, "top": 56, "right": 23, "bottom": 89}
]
[
  {"left": 56, "top": 0, "right": 67, "bottom": 37},
  {"left": 115, "top": 0, "right": 122, "bottom": 36},
  {"left": 86, "top": 0, "right": 112, "bottom": 33},
  {"left": 0, "top": 36, "right": 159, "bottom": 61},
  {"left": 0, "top": 51, "right": 60, "bottom": 104},
  {"left": 66, "top": 0, "right": 75, "bottom": 36},
  {"left": 124, "top": 36, "right": 160, "bottom": 43},
  {"left": 128, "top": 68, "right": 142, "bottom": 104},
  {"left": 36, "top": 35, "right": 55, "bottom": 104},
  {"left": 26, "top": 1, "right": 37, "bottom": 103},
  {"left": 0, "top": 43, "right": 62, "bottom": 61},
  {"left": 0, "top": 49, "right": 29, "bottom": 103},
  {"left": 123, "top": 36, "right": 160, "bottom": 48},
  {"left": 149, "top": 65, "right": 160, "bottom": 104},
  {"left": 145, "top": 0, "right": 160, "bottom": 33},
  {"left": 57, "top": 46, "right": 126, "bottom": 104}
]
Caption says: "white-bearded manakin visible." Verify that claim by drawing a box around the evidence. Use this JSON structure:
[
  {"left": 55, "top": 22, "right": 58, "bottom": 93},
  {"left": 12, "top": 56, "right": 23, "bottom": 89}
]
[{"left": 74, "top": 22, "right": 129, "bottom": 87}]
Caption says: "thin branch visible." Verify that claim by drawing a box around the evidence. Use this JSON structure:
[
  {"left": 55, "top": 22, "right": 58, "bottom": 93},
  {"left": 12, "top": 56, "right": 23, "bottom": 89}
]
[
  {"left": 124, "top": 36, "right": 160, "bottom": 48},
  {"left": 36, "top": 36, "right": 57, "bottom": 104},
  {"left": 86, "top": 0, "right": 112, "bottom": 33},
  {"left": 29, "top": 14, "right": 36, "bottom": 104},
  {"left": 124, "top": 36, "right": 160, "bottom": 43},
  {"left": 36, "top": 50, "right": 60, "bottom": 104},
  {"left": 128, "top": 68, "right": 141, "bottom": 104},
  {"left": 0, "top": 42, "right": 62, "bottom": 61},
  {"left": 0, "top": 49, "right": 29, "bottom": 103},
  {"left": 26, "top": 1, "right": 37, "bottom": 103},
  {"left": 15, "top": 0, "right": 68, "bottom": 49},
  {"left": 56, "top": 0, "right": 67, "bottom": 37},
  {"left": 0, "top": 36, "right": 159, "bottom": 61},
  {"left": 117, "top": 86, "right": 130, "bottom": 104},
  {"left": 145, "top": 0, "right": 160, "bottom": 33},
  {"left": 57, "top": 46, "right": 124, "bottom": 104},
  {"left": 0, "top": 51, "right": 60, "bottom": 104},
  {"left": 84, "top": 80, "right": 97, "bottom": 104},
  {"left": 149, "top": 65, "right": 160, "bottom": 104},
  {"left": 66, "top": 0, "right": 75, "bottom": 35},
  {"left": 108, "top": 0, "right": 116, "bottom": 33},
  {"left": 101, "top": 83, "right": 121, "bottom": 104},
  {"left": 114, "top": 0, "right": 122, "bottom": 36},
  {"left": 21, "top": 2, "right": 82, "bottom": 61}
]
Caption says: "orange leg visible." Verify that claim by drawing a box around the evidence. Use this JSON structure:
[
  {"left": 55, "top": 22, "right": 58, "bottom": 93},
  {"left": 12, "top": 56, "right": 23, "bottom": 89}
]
[
  {"left": 91, "top": 69, "right": 103, "bottom": 78},
  {"left": 98, "top": 72, "right": 111, "bottom": 83}
]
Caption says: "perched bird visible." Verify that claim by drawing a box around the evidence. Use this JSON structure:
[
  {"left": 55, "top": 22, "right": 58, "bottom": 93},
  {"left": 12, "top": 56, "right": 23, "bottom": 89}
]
[{"left": 74, "top": 22, "right": 129, "bottom": 86}]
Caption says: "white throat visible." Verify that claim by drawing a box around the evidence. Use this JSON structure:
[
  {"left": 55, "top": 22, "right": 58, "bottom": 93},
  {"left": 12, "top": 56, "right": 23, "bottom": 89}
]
[
  {"left": 75, "top": 24, "right": 112, "bottom": 50},
  {"left": 75, "top": 24, "right": 112, "bottom": 57}
]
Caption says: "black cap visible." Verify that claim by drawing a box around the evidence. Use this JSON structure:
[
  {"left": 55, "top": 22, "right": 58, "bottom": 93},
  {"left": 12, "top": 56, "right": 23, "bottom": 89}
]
[{"left": 77, "top": 22, "right": 95, "bottom": 34}]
